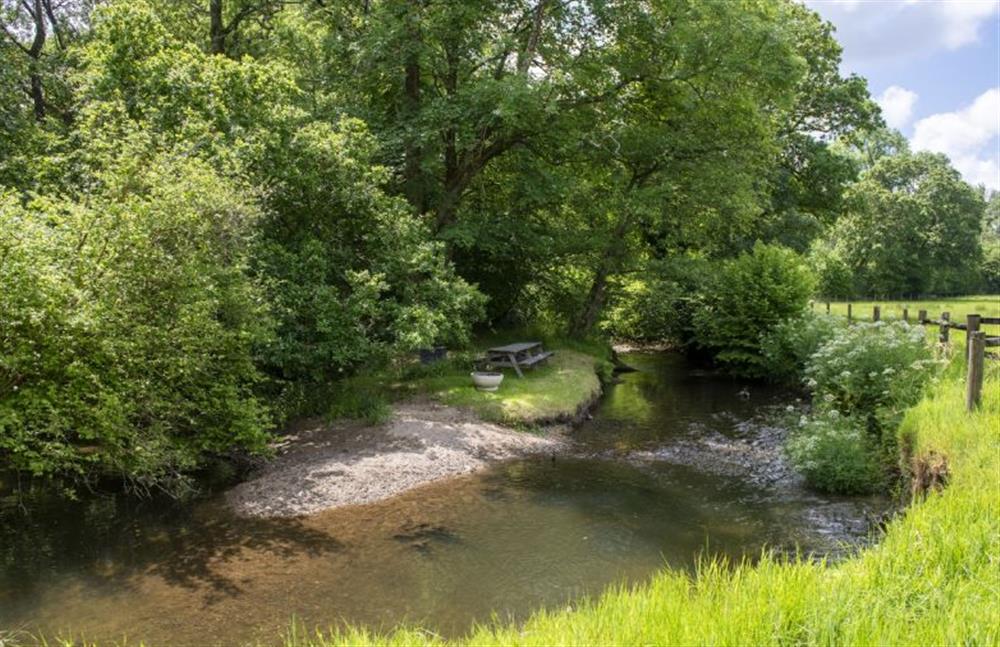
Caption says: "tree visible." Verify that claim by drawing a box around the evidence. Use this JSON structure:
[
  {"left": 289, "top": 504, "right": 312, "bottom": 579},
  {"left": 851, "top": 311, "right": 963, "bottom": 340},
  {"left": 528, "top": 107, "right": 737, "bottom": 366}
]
[
  {"left": 833, "top": 151, "right": 986, "bottom": 296},
  {"left": 752, "top": 3, "right": 880, "bottom": 253},
  {"left": 0, "top": 153, "right": 273, "bottom": 492},
  {"left": 74, "top": 0, "right": 485, "bottom": 388},
  {"left": 981, "top": 192, "right": 1000, "bottom": 292},
  {"left": 0, "top": 0, "right": 90, "bottom": 122}
]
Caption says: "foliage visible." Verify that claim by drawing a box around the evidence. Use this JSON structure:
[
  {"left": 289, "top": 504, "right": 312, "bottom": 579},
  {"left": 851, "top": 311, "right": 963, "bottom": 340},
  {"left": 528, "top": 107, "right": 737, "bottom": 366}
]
[
  {"left": 808, "top": 241, "right": 855, "bottom": 300},
  {"left": 785, "top": 410, "right": 883, "bottom": 494},
  {"left": 692, "top": 243, "right": 816, "bottom": 376},
  {"left": 325, "top": 379, "right": 392, "bottom": 426},
  {"left": 600, "top": 257, "right": 710, "bottom": 343},
  {"left": 760, "top": 312, "right": 843, "bottom": 382},
  {"left": 830, "top": 149, "right": 986, "bottom": 297},
  {"left": 0, "top": 155, "right": 272, "bottom": 492},
  {"left": 804, "top": 321, "right": 938, "bottom": 434},
  {"left": 981, "top": 193, "right": 1000, "bottom": 292},
  {"left": 795, "top": 320, "right": 940, "bottom": 490},
  {"left": 71, "top": 0, "right": 485, "bottom": 411},
  {"left": 982, "top": 238, "right": 1000, "bottom": 292},
  {"left": 254, "top": 119, "right": 486, "bottom": 387}
]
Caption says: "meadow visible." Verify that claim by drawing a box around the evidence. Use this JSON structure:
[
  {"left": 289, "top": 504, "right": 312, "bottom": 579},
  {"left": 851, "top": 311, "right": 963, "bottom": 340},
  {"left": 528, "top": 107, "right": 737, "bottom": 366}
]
[{"left": 819, "top": 295, "right": 1000, "bottom": 322}]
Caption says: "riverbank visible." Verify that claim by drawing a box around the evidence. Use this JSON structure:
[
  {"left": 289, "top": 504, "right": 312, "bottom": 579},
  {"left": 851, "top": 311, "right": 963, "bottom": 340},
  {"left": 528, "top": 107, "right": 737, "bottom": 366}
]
[
  {"left": 227, "top": 402, "right": 566, "bottom": 518},
  {"left": 291, "top": 340, "right": 999, "bottom": 645},
  {"left": 229, "top": 348, "right": 606, "bottom": 517}
]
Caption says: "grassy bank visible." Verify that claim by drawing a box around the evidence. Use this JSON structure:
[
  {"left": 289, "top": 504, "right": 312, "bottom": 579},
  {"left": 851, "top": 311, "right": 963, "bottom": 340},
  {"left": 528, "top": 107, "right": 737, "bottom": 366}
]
[
  {"left": 289, "top": 337, "right": 999, "bottom": 645},
  {"left": 820, "top": 295, "right": 1000, "bottom": 322},
  {"left": 327, "top": 333, "right": 612, "bottom": 428},
  {"left": 409, "top": 350, "right": 605, "bottom": 426}
]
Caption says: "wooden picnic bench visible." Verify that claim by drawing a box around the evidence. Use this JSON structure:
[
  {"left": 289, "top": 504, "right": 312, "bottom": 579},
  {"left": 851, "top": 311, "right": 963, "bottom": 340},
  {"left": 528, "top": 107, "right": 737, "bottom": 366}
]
[{"left": 484, "top": 341, "right": 554, "bottom": 378}]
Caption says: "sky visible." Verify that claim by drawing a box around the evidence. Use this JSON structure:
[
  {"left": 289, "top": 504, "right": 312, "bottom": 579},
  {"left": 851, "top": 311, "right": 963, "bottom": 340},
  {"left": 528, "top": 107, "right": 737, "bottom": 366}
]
[{"left": 804, "top": 0, "right": 1000, "bottom": 190}]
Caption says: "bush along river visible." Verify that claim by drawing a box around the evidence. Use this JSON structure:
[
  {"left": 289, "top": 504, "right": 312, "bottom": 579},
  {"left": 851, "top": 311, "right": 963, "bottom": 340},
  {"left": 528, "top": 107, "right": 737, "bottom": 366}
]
[{"left": 0, "top": 353, "right": 890, "bottom": 646}]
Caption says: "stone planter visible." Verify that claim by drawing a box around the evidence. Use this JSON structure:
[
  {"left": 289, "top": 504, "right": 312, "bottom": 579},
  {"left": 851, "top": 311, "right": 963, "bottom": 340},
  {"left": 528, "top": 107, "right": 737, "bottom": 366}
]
[{"left": 471, "top": 371, "right": 504, "bottom": 392}]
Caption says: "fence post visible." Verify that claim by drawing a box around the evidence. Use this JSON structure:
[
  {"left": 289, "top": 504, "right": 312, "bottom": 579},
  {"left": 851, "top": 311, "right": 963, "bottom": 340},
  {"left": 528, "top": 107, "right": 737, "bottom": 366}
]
[
  {"left": 826, "top": 301, "right": 831, "bottom": 314},
  {"left": 939, "top": 312, "right": 950, "bottom": 344},
  {"left": 873, "top": 305, "right": 881, "bottom": 322},
  {"left": 903, "top": 307, "right": 909, "bottom": 323},
  {"left": 966, "top": 331, "right": 985, "bottom": 412},
  {"left": 918, "top": 309, "right": 927, "bottom": 324},
  {"left": 967, "top": 314, "right": 981, "bottom": 363},
  {"left": 847, "top": 303, "right": 853, "bottom": 323}
]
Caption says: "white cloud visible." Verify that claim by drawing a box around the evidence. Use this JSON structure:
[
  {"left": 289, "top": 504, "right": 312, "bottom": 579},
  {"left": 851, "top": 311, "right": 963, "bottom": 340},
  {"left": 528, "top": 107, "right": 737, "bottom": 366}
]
[
  {"left": 911, "top": 88, "right": 1000, "bottom": 189},
  {"left": 876, "top": 85, "right": 918, "bottom": 129},
  {"left": 806, "top": 0, "right": 1000, "bottom": 67},
  {"left": 939, "top": 0, "right": 999, "bottom": 48}
]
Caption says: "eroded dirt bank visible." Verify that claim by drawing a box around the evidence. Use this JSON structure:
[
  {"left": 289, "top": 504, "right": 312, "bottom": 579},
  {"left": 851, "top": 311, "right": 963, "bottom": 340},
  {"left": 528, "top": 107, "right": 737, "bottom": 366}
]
[{"left": 227, "top": 402, "right": 565, "bottom": 518}]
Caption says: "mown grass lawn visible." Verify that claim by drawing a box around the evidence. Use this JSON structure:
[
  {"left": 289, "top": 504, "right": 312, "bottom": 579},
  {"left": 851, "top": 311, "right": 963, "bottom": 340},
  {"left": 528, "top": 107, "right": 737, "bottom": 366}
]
[
  {"left": 409, "top": 349, "right": 605, "bottom": 426},
  {"left": 290, "top": 332, "right": 1000, "bottom": 646},
  {"left": 325, "top": 332, "right": 613, "bottom": 427}
]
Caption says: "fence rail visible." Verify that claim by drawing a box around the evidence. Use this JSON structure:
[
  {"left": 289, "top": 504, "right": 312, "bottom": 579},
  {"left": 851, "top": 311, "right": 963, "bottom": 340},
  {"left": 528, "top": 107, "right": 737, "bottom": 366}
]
[{"left": 812, "top": 302, "right": 999, "bottom": 411}]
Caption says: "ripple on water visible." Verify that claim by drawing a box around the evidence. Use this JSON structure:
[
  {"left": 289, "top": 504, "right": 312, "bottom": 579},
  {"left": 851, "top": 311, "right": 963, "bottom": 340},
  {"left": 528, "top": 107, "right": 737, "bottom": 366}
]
[{"left": 0, "top": 352, "right": 889, "bottom": 645}]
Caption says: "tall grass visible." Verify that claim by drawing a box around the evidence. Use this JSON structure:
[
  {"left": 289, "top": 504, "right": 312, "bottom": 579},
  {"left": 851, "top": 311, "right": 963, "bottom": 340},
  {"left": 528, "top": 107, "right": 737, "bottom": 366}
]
[{"left": 288, "top": 339, "right": 1000, "bottom": 646}]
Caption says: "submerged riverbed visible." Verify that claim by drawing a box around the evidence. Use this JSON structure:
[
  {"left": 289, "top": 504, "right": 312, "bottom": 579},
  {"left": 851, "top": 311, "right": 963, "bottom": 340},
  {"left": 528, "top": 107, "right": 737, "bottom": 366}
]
[{"left": 0, "top": 353, "right": 888, "bottom": 645}]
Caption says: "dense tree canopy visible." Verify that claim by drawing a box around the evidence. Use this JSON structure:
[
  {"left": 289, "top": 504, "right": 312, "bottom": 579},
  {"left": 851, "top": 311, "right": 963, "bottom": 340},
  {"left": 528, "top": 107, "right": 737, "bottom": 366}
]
[
  {"left": 0, "top": 0, "right": 988, "bottom": 489},
  {"left": 829, "top": 149, "right": 986, "bottom": 297}
]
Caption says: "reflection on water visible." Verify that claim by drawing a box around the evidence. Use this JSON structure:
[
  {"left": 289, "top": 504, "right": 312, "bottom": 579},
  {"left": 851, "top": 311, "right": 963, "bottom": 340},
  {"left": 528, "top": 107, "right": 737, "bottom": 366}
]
[
  {"left": 578, "top": 353, "right": 790, "bottom": 451},
  {"left": 0, "top": 353, "right": 887, "bottom": 646}
]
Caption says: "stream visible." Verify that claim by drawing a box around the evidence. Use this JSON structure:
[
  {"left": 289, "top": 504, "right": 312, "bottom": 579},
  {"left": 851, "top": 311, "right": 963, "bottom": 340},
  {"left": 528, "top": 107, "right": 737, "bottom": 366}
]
[{"left": 0, "top": 352, "right": 889, "bottom": 645}]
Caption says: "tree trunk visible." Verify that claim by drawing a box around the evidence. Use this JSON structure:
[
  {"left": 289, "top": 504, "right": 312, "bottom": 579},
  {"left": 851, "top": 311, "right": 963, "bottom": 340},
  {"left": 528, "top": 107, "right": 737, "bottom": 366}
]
[
  {"left": 517, "top": 0, "right": 547, "bottom": 75},
  {"left": 29, "top": 69, "right": 45, "bottom": 121},
  {"left": 570, "top": 215, "right": 632, "bottom": 337},
  {"left": 435, "top": 41, "right": 461, "bottom": 232},
  {"left": 571, "top": 262, "right": 611, "bottom": 337},
  {"left": 435, "top": 185, "right": 461, "bottom": 232},
  {"left": 399, "top": 1, "right": 428, "bottom": 212},
  {"left": 209, "top": 0, "right": 226, "bottom": 55}
]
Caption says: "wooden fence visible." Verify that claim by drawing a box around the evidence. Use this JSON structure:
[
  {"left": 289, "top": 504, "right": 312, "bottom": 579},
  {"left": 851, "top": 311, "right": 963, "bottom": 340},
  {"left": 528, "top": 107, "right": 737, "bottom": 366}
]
[{"left": 811, "top": 302, "right": 999, "bottom": 412}]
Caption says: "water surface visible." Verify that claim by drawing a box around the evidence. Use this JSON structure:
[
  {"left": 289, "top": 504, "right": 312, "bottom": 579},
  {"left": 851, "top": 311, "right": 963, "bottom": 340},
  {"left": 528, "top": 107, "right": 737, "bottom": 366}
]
[{"left": 0, "top": 353, "right": 887, "bottom": 645}]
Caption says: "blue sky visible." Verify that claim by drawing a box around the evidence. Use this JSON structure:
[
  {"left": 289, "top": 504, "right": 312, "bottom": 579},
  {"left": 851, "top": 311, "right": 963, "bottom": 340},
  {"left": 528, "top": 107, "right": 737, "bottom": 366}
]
[{"left": 805, "top": 0, "right": 1000, "bottom": 190}]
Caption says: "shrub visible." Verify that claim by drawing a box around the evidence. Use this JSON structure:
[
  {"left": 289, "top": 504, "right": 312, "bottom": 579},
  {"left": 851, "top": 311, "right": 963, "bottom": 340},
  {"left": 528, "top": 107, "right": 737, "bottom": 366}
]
[
  {"left": 326, "top": 380, "right": 391, "bottom": 425},
  {"left": 692, "top": 243, "right": 816, "bottom": 377},
  {"left": 256, "top": 120, "right": 486, "bottom": 388},
  {"left": 601, "top": 257, "right": 710, "bottom": 344},
  {"left": 808, "top": 243, "right": 855, "bottom": 300},
  {"left": 787, "top": 320, "right": 939, "bottom": 493},
  {"left": 982, "top": 237, "right": 1000, "bottom": 292},
  {"left": 0, "top": 156, "right": 273, "bottom": 493},
  {"left": 760, "top": 312, "right": 844, "bottom": 382},
  {"left": 804, "top": 321, "right": 938, "bottom": 434},
  {"left": 786, "top": 410, "right": 883, "bottom": 494},
  {"left": 601, "top": 278, "right": 678, "bottom": 342}
]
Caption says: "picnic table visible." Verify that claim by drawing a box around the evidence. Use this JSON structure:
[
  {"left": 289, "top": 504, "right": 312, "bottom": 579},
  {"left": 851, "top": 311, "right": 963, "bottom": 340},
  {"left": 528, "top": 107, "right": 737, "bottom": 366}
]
[{"left": 485, "top": 341, "right": 554, "bottom": 378}]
